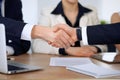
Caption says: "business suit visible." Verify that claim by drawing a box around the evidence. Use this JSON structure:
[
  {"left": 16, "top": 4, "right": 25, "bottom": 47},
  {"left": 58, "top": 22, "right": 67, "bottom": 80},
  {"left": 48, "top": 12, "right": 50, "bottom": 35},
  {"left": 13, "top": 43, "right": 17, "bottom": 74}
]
[
  {"left": 0, "top": 17, "right": 30, "bottom": 56},
  {"left": 0, "top": 0, "right": 30, "bottom": 56},
  {"left": 80, "top": 23, "right": 120, "bottom": 45},
  {"left": 1, "top": 0, "right": 23, "bottom": 21}
]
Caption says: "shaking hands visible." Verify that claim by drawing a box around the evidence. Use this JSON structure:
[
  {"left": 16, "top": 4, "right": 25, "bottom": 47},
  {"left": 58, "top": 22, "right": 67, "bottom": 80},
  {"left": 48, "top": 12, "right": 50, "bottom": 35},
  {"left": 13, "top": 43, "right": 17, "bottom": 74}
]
[
  {"left": 50, "top": 24, "right": 78, "bottom": 48},
  {"left": 32, "top": 24, "right": 78, "bottom": 49}
]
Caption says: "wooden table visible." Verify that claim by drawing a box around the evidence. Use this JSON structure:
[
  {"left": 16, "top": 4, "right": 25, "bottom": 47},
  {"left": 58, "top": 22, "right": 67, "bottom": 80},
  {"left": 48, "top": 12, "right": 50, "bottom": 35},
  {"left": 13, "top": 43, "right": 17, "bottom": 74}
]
[{"left": 0, "top": 53, "right": 120, "bottom": 80}]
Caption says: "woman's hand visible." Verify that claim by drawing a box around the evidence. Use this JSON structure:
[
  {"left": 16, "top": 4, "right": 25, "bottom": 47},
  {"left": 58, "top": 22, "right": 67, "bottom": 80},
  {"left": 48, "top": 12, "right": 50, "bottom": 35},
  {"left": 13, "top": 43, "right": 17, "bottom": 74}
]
[{"left": 65, "top": 46, "right": 98, "bottom": 57}]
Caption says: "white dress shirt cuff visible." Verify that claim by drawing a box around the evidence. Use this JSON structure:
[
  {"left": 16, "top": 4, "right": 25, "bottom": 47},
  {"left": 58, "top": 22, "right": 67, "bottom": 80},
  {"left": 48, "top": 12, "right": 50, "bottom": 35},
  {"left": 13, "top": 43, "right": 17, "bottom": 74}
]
[
  {"left": 6, "top": 46, "right": 14, "bottom": 55},
  {"left": 21, "top": 24, "right": 34, "bottom": 54},
  {"left": 21, "top": 24, "right": 34, "bottom": 41},
  {"left": 82, "top": 26, "right": 88, "bottom": 45}
]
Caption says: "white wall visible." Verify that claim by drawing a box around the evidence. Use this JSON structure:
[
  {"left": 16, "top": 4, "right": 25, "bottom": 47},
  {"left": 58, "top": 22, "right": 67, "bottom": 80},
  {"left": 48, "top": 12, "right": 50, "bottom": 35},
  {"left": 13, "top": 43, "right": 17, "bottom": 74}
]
[
  {"left": 78, "top": 0, "right": 102, "bottom": 21},
  {"left": 80, "top": 0, "right": 120, "bottom": 22},
  {"left": 21, "top": 0, "right": 38, "bottom": 24},
  {"left": 101, "top": 0, "right": 120, "bottom": 22}
]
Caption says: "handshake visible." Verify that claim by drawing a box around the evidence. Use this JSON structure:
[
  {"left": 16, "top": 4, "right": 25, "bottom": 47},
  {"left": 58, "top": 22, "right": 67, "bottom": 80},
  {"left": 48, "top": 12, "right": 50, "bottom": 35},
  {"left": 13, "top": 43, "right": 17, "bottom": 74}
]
[{"left": 32, "top": 24, "right": 79, "bottom": 49}]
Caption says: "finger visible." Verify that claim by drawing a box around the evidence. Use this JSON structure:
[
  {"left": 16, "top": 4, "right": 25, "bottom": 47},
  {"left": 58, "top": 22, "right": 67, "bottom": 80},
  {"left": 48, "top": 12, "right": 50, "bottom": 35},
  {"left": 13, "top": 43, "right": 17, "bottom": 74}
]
[
  {"left": 60, "top": 31, "right": 74, "bottom": 48},
  {"left": 62, "top": 31, "right": 75, "bottom": 46},
  {"left": 53, "top": 25, "right": 61, "bottom": 32},
  {"left": 59, "top": 34, "right": 70, "bottom": 48},
  {"left": 53, "top": 25, "right": 74, "bottom": 42},
  {"left": 47, "top": 36, "right": 60, "bottom": 47},
  {"left": 48, "top": 41, "right": 52, "bottom": 45},
  {"left": 48, "top": 40, "right": 60, "bottom": 48},
  {"left": 47, "top": 32, "right": 66, "bottom": 48},
  {"left": 51, "top": 41, "right": 65, "bottom": 48},
  {"left": 50, "top": 36, "right": 66, "bottom": 48},
  {"left": 59, "top": 25, "right": 71, "bottom": 35},
  {"left": 53, "top": 24, "right": 69, "bottom": 33},
  {"left": 54, "top": 28, "right": 73, "bottom": 48},
  {"left": 56, "top": 38, "right": 67, "bottom": 48},
  {"left": 50, "top": 43, "right": 60, "bottom": 48}
]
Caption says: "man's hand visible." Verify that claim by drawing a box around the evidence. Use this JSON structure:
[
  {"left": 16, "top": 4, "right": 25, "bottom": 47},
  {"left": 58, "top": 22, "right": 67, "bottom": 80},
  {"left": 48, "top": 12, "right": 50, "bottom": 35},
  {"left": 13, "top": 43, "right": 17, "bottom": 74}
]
[
  {"left": 50, "top": 29, "right": 75, "bottom": 48},
  {"left": 53, "top": 24, "right": 78, "bottom": 42},
  {"left": 31, "top": 25, "right": 75, "bottom": 48}
]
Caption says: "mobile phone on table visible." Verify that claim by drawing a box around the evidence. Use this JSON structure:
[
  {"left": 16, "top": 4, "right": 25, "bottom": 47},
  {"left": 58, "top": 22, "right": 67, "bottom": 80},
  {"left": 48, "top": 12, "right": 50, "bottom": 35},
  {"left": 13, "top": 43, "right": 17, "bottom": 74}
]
[{"left": 91, "top": 52, "right": 120, "bottom": 63}]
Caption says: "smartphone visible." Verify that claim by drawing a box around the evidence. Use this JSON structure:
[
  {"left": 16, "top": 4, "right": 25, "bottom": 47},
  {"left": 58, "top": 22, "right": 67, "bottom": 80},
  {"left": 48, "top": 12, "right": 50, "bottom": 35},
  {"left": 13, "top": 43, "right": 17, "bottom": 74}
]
[{"left": 91, "top": 52, "right": 120, "bottom": 63}]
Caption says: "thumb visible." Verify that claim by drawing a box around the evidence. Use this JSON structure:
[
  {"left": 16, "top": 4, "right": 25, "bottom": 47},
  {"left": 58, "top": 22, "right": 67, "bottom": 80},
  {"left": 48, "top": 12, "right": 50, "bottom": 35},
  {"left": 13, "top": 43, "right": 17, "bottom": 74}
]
[
  {"left": 53, "top": 26, "right": 60, "bottom": 32},
  {"left": 53, "top": 24, "right": 66, "bottom": 32},
  {"left": 54, "top": 24, "right": 71, "bottom": 35}
]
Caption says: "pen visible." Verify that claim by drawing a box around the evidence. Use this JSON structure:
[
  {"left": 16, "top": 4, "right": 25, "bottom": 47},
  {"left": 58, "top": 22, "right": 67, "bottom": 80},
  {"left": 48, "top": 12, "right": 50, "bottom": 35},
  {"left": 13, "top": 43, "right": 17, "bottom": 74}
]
[{"left": 7, "top": 57, "right": 15, "bottom": 60}]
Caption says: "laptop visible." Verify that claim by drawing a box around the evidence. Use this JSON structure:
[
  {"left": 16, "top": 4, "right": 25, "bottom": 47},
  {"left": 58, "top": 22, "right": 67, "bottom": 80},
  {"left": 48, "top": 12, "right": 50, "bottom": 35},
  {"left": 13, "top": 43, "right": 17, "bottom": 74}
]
[{"left": 0, "top": 24, "right": 42, "bottom": 74}]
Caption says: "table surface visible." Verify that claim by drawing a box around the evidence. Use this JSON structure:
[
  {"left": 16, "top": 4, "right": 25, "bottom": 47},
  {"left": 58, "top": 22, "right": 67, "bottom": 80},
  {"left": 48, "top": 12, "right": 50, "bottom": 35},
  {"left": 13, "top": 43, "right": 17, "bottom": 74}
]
[{"left": 0, "top": 53, "right": 120, "bottom": 80}]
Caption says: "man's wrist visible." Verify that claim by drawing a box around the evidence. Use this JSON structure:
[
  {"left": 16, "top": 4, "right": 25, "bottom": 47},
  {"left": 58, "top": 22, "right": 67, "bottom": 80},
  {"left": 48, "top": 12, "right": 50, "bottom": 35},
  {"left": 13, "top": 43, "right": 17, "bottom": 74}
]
[
  {"left": 21, "top": 24, "right": 34, "bottom": 41},
  {"left": 31, "top": 25, "right": 43, "bottom": 39}
]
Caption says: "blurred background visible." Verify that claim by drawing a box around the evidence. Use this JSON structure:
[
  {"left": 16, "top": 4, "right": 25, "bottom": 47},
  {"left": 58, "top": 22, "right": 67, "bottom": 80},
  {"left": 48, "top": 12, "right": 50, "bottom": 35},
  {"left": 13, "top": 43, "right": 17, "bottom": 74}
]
[{"left": 21, "top": 0, "right": 120, "bottom": 24}]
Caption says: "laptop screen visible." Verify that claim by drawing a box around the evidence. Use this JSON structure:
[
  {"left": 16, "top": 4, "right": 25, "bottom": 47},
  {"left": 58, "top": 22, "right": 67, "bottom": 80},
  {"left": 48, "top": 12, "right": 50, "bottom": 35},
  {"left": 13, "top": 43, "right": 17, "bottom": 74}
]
[{"left": 0, "top": 24, "right": 8, "bottom": 73}]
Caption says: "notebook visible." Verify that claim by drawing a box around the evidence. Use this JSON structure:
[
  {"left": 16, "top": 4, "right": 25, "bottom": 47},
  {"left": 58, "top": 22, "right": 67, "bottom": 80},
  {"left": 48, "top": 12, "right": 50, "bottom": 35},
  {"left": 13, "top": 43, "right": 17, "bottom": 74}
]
[
  {"left": 67, "top": 63, "right": 120, "bottom": 78},
  {"left": 50, "top": 57, "right": 92, "bottom": 66},
  {"left": 0, "top": 24, "right": 42, "bottom": 74}
]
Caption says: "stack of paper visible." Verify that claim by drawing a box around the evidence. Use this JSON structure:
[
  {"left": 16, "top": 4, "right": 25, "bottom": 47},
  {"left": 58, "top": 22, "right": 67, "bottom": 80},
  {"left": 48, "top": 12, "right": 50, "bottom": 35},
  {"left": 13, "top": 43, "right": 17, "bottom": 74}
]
[
  {"left": 50, "top": 57, "right": 92, "bottom": 66},
  {"left": 67, "top": 63, "right": 120, "bottom": 78}
]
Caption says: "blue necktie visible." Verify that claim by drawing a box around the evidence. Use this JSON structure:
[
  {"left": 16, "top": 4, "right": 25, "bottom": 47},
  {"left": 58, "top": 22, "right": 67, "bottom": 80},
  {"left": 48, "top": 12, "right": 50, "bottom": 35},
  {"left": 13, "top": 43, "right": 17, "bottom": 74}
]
[{"left": 0, "top": 0, "right": 2, "bottom": 16}]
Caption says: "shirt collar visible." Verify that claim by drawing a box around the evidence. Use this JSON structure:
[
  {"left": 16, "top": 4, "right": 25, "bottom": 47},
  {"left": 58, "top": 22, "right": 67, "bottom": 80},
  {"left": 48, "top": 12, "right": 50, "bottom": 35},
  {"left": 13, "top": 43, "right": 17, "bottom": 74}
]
[{"left": 51, "top": 1, "right": 92, "bottom": 15}]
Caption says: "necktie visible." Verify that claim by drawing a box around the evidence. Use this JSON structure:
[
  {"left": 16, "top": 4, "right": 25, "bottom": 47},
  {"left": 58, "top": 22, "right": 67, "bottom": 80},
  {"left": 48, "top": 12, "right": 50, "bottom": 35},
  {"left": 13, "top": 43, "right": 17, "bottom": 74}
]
[{"left": 0, "top": 0, "right": 2, "bottom": 16}]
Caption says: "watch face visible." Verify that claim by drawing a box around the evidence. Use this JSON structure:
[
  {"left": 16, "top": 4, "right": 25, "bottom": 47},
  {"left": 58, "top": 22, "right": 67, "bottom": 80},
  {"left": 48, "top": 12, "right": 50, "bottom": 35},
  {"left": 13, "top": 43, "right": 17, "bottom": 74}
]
[{"left": 91, "top": 52, "right": 120, "bottom": 63}]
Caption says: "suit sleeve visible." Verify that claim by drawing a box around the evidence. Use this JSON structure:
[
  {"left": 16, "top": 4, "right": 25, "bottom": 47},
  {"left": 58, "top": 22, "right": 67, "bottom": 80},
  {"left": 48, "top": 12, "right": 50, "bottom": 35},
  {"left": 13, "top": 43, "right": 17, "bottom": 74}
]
[
  {"left": 87, "top": 23, "right": 120, "bottom": 44},
  {"left": 0, "top": 16, "right": 31, "bottom": 55},
  {"left": 5, "top": 0, "right": 23, "bottom": 22},
  {"left": 0, "top": 16, "right": 25, "bottom": 37}
]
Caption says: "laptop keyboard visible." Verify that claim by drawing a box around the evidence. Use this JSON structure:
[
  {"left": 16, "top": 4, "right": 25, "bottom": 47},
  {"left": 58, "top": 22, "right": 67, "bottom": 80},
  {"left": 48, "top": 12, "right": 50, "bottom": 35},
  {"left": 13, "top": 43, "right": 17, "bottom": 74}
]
[{"left": 8, "top": 65, "right": 26, "bottom": 71}]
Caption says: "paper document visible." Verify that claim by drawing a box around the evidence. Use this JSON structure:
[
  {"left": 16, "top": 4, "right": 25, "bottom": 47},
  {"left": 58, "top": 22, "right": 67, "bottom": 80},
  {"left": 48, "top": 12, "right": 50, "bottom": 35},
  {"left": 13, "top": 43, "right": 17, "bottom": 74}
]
[
  {"left": 67, "top": 63, "right": 120, "bottom": 78},
  {"left": 50, "top": 57, "right": 92, "bottom": 66}
]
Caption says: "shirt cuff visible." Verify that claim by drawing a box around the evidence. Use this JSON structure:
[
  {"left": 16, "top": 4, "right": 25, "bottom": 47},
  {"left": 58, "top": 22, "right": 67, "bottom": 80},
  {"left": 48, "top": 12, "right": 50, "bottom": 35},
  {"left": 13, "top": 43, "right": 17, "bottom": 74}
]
[
  {"left": 6, "top": 46, "right": 14, "bottom": 55},
  {"left": 82, "top": 27, "right": 88, "bottom": 45},
  {"left": 21, "top": 24, "right": 34, "bottom": 41},
  {"left": 21, "top": 24, "right": 34, "bottom": 54}
]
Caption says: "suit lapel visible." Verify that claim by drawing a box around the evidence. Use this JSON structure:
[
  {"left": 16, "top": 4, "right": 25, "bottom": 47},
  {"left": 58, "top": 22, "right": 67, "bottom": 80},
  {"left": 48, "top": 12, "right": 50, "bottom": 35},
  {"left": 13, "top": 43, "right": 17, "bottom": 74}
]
[
  {"left": 56, "top": 15, "right": 66, "bottom": 24},
  {"left": 79, "top": 15, "right": 88, "bottom": 27}
]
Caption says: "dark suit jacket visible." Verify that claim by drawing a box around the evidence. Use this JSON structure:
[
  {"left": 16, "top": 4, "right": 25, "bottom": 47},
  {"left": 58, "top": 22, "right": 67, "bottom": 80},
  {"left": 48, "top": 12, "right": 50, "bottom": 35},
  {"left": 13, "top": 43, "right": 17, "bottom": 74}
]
[
  {"left": 4, "top": 0, "right": 23, "bottom": 21},
  {"left": 87, "top": 23, "right": 120, "bottom": 45},
  {"left": 0, "top": 16, "right": 30, "bottom": 56},
  {"left": 0, "top": 0, "right": 30, "bottom": 56}
]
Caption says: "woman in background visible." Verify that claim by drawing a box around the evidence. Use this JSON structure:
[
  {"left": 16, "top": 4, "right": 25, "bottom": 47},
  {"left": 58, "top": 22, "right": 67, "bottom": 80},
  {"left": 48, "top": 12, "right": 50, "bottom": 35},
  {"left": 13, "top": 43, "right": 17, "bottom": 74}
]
[{"left": 32, "top": 0, "right": 107, "bottom": 57}]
